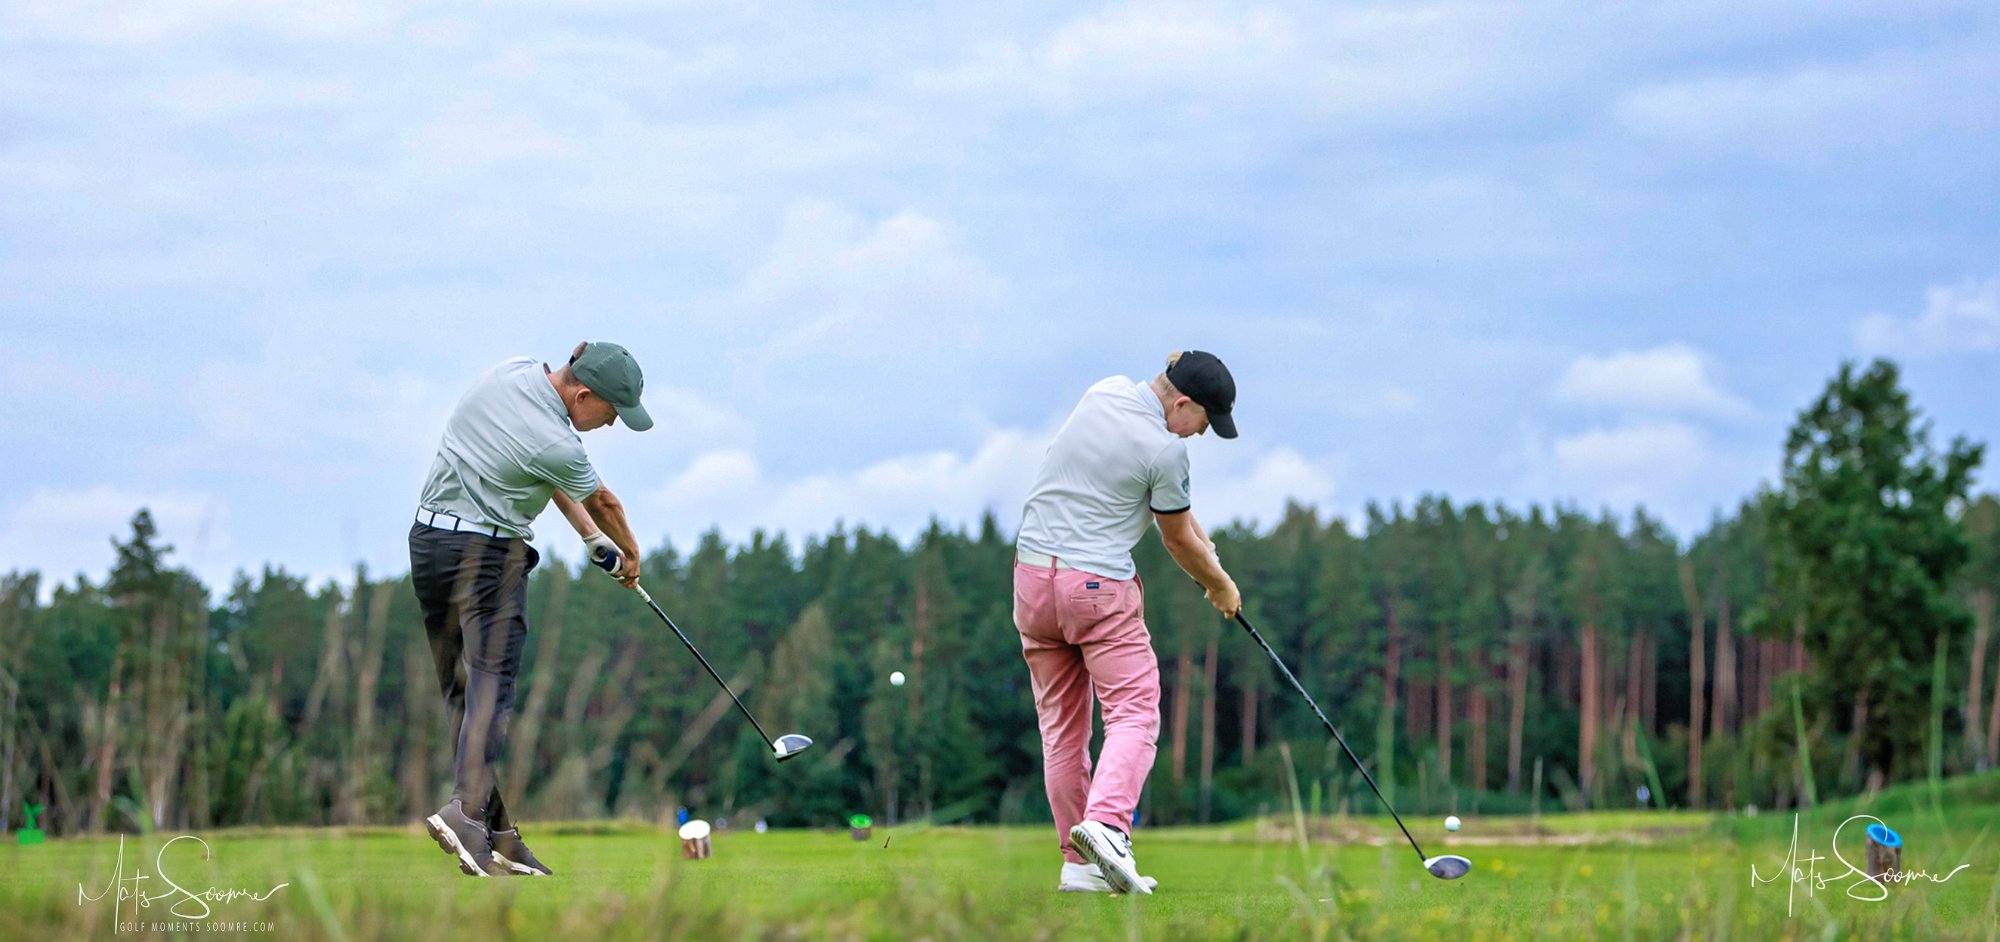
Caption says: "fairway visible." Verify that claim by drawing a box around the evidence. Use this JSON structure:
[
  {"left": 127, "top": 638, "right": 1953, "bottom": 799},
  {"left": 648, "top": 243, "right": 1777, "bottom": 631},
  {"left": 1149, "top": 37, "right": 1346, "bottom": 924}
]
[{"left": 8, "top": 780, "right": 1999, "bottom": 941}]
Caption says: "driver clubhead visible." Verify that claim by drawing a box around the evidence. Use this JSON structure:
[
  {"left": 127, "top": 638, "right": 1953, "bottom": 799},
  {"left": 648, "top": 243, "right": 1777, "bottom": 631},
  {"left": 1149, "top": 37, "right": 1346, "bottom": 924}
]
[
  {"left": 773, "top": 733, "right": 814, "bottom": 762},
  {"left": 1424, "top": 854, "right": 1473, "bottom": 880}
]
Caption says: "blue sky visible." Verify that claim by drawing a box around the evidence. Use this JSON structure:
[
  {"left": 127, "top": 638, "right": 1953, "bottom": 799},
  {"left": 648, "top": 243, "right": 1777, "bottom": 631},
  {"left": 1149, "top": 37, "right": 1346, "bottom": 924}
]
[{"left": 2, "top": 0, "right": 1996, "bottom": 594}]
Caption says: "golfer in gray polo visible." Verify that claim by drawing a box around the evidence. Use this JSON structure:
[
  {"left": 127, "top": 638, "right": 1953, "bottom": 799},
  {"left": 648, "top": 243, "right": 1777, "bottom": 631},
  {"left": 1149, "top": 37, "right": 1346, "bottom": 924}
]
[{"left": 413, "top": 341, "right": 650, "bottom": 877}]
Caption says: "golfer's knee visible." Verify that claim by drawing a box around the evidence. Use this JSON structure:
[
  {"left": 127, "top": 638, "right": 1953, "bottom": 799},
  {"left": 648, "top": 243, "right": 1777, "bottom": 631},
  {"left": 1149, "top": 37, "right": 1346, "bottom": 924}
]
[
  {"left": 1040, "top": 720, "right": 1090, "bottom": 752},
  {"left": 1102, "top": 704, "right": 1161, "bottom": 740},
  {"left": 1041, "top": 747, "right": 1090, "bottom": 776},
  {"left": 1041, "top": 718, "right": 1092, "bottom": 748}
]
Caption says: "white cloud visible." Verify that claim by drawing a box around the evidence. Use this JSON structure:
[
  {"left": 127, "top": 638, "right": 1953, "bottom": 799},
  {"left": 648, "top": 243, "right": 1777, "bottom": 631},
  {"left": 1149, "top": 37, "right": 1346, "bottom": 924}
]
[
  {"left": 630, "top": 383, "right": 756, "bottom": 450},
  {"left": 5, "top": 0, "right": 406, "bottom": 46},
  {"left": 1550, "top": 423, "right": 1706, "bottom": 506},
  {"left": 409, "top": 105, "right": 580, "bottom": 172},
  {"left": 736, "top": 202, "right": 1005, "bottom": 335},
  {"left": 638, "top": 429, "right": 1340, "bottom": 549},
  {"left": 656, "top": 450, "right": 764, "bottom": 512},
  {"left": 643, "top": 428, "right": 1049, "bottom": 547},
  {"left": 720, "top": 201, "right": 1013, "bottom": 402},
  {"left": 1854, "top": 278, "right": 2000, "bottom": 358},
  {"left": 1531, "top": 417, "right": 1781, "bottom": 535},
  {"left": 2, "top": 348, "right": 155, "bottom": 403},
  {"left": 1334, "top": 385, "right": 1419, "bottom": 419},
  {"left": 1044, "top": 3, "right": 1294, "bottom": 88},
  {"left": 1614, "top": 48, "right": 1998, "bottom": 170},
  {"left": 181, "top": 328, "right": 449, "bottom": 478},
  {"left": 1185, "top": 444, "right": 1341, "bottom": 529},
  {"left": 0, "top": 487, "right": 232, "bottom": 597},
  {"left": 154, "top": 70, "right": 358, "bottom": 122},
  {"left": 1620, "top": 65, "right": 1879, "bottom": 143},
  {"left": 2, "top": 0, "right": 1994, "bottom": 583},
  {"left": 920, "top": 1, "right": 1519, "bottom": 130},
  {"left": 1555, "top": 343, "right": 1750, "bottom": 418}
]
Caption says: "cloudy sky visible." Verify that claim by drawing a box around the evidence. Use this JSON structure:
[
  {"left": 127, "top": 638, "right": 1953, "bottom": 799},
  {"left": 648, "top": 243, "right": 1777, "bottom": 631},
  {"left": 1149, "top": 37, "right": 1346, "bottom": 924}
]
[{"left": 3, "top": 0, "right": 1996, "bottom": 594}]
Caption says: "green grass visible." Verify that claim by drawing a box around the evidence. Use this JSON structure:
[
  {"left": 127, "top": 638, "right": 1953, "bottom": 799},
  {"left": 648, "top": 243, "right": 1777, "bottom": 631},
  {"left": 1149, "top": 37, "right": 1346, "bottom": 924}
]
[{"left": 6, "top": 778, "right": 2000, "bottom": 940}]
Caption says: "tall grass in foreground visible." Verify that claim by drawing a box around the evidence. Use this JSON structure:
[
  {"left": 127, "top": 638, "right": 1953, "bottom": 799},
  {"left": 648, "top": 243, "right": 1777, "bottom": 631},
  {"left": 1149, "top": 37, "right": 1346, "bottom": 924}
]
[{"left": 4, "top": 771, "right": 1997, "bottom": 941}]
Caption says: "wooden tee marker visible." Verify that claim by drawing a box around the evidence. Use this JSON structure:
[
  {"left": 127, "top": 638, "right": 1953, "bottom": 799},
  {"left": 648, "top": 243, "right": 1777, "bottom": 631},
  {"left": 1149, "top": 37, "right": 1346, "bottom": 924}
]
[
  {"left": 1865, "top": 823, "right": 1902, "bottom": 885},
  {"left": 678, "top": 819, "right": 713, "bottom": 860}
]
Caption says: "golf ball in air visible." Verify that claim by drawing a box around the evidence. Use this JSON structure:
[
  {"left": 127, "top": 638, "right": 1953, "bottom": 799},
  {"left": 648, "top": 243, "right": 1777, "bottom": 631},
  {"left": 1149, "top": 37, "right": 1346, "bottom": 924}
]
[
  {"left": 890, "top": 671, "right": 906, "bottom": 686},
  {"left": 1445, "top": 815, "right": 1461, "bottom": 832}
]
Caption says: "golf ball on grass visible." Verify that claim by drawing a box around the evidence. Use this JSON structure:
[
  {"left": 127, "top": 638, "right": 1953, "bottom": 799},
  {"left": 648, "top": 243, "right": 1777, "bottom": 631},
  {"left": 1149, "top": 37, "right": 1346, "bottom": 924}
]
[
  {"left": 1445, "top": 815, "right": 1461, "bottom": 832},
  {"left": 890, "top": 671, "right": 906, "bottom": 686}
]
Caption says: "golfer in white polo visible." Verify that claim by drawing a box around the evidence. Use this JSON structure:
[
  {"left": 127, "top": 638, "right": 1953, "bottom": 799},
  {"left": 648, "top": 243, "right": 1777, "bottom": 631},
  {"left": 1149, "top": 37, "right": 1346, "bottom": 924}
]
[
  {"left": 412, "top": 341, "right": 649, "bottom": 877},
  {"left": 1014, "top": 350, "right": 1243, "bottom": 895}
]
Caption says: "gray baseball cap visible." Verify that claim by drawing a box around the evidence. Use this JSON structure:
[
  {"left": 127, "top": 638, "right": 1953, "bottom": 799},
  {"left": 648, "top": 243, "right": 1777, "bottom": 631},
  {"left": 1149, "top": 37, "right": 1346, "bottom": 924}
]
[{"left": 572, "top": 342, "right": 653, "bottom": 431}]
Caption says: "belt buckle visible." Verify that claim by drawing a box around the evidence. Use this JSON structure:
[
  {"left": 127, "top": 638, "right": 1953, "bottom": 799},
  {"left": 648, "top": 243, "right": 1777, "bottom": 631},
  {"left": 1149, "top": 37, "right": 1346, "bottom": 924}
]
[{"left": 420, "top": 509, "right": 472, "bottom": 533}]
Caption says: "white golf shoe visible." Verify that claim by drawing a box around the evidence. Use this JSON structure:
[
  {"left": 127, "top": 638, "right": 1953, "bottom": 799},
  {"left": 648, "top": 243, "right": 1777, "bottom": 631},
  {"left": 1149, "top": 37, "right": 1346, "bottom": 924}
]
[
  {"left": 1068, "top": 820, "right": 1152, "bottom": 895},
  {"left": 1058, "top": 861, "right": 1159, "bottom": 894}
]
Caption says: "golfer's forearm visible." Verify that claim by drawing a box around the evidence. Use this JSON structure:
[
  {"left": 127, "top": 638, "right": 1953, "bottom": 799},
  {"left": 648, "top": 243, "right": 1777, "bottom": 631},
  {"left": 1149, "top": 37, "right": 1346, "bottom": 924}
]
[
  {"left": 1163, "top": 534, "right": 1230, "bottom": 592},
  {"left": 582, "top": 488, "right": 640, "bottom": 557},
  {"left": 1188, "top": 514, "right": 1213, "bottom": 550},
  {"left": 553, "top": 490, "right": 599, "bottom": 538}
]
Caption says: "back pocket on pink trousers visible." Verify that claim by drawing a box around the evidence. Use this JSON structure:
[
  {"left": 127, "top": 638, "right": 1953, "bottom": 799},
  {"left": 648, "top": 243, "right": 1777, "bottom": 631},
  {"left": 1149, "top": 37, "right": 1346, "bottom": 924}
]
[{"left": 1067, "top": 580, "right": 1125, "bottom": 622}]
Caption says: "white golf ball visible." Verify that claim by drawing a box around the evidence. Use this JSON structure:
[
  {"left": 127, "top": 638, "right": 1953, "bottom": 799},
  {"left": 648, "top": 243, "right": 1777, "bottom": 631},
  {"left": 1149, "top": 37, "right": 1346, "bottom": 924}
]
[
  {"left": 1444, "top": 815, "right": 1462, "bottom": 832},
  {"left": 890, "top": 671, "right": 906, "bottom": 686}
]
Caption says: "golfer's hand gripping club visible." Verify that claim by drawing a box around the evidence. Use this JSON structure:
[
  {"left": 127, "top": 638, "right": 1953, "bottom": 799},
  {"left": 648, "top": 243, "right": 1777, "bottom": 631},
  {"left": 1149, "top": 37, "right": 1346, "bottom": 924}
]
[
  {"left": 1206, "top": 577, "right": 1242, "bottom": 618},
  {"left": 588, "top": 541, "right": 640, "bottom": 587},
  {"left": 589, "top": 542, "right": 621, "bottom": 574}
]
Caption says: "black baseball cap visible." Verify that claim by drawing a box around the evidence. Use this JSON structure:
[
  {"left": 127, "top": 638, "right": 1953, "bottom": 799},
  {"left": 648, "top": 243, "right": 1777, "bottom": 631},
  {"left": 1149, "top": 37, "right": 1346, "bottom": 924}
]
[{"left": 1166, "top": 350, "right": 1237, "bottom": 439}]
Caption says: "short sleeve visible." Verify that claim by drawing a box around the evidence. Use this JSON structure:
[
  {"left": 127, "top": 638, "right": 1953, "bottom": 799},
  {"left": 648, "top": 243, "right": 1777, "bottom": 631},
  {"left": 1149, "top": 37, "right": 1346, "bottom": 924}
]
[
  {"left": 532, "top": 439, "right": 601, "bottom": 503},
  {"left": 1148, "top": 440, "right": 1192, "bottom": 514}
]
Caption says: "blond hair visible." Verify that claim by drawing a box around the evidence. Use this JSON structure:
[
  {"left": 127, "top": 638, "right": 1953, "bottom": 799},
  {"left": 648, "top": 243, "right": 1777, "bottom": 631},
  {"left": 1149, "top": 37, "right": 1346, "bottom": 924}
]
[{"left": 1151, "top": 351, "right": 1186, "bottom": 398}]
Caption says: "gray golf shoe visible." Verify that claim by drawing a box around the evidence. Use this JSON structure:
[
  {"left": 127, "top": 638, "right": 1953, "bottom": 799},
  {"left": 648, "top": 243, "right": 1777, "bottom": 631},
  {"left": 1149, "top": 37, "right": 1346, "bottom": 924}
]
[
  {"left": 489, "top": 827, "right": 553, "bottom": 876},
  {"left": 424, "top": 799, "right": 507, "bottom": 877}
]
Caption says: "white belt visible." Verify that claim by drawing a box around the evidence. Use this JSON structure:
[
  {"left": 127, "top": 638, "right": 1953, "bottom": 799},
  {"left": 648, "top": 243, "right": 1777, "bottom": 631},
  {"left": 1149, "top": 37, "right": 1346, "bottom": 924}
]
[
  {"left": 415, "top": 509, "right": 506, "bottom": 538},
  {"left": 1016, "top": 548, "right": 1074, "bottom": 570}
]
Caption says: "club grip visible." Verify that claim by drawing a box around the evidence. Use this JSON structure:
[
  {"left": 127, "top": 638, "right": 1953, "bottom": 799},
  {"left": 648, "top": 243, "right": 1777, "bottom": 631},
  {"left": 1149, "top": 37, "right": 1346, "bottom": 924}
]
[{"left": 590, "top": 544, "right": 621, "bottom": 573}]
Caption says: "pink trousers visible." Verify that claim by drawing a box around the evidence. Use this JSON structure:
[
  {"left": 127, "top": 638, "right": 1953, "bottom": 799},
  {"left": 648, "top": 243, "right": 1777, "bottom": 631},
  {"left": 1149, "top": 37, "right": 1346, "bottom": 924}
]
[{"left": 1013, "top": 560, "right": 1161, "bottom": 863}]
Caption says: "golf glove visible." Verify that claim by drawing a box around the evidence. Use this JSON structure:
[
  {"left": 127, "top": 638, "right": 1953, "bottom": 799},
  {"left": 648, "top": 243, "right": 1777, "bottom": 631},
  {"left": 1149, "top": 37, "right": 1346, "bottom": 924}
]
[{"left": 583, "top": 533, "right": 620, "bottom": 574}]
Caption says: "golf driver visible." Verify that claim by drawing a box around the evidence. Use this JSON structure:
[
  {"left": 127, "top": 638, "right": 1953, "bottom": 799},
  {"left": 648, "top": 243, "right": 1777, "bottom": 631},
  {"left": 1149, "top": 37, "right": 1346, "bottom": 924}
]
[
  {"left": 1233, "top": 611, "right": 1471, "bottom": 880},
  {"left": 594, "top": 546, "right": 813, "bottom": 763}
]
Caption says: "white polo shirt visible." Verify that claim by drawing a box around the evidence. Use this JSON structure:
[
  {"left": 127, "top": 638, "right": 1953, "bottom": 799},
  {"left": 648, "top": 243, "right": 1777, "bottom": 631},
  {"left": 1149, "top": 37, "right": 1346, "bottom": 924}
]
[
  {"left": 1017, "top": 376, "right": 1193, "bottom": 580},
  {"left": 417, "top": 357, "right": 601, "bottom": 539}
]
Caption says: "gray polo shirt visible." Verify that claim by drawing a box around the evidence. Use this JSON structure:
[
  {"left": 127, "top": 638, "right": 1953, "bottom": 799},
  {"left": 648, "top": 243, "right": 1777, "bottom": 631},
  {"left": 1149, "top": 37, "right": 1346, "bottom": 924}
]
[
  {"left": 1017, "top": 376, "right": 1193, "bottom": 580},
  {"left": 418, "top": 357, "right": 601, "bottom": 539}
]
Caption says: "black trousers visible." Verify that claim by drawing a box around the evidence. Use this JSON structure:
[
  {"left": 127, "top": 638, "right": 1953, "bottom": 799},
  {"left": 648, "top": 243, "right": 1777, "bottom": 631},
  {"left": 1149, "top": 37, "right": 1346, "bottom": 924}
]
[{"left": 408, "top": 522, "right": 539, "bottom": 830}]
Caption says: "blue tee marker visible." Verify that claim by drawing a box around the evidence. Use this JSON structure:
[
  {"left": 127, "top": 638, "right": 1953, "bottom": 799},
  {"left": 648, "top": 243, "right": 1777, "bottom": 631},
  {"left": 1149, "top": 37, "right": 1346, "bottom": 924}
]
[{"left": 1864, "top": 821, "right": 1904, "bottom": 882}]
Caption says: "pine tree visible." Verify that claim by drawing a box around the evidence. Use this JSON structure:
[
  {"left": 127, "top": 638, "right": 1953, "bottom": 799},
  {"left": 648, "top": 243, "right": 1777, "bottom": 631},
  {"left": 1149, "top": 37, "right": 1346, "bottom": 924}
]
[
  {"left": 1958, "top": 495, "right": 2000, "bottom": 768},
  {"left": 1770, "top": 359, "right": 1982, "bottom": 786}
]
